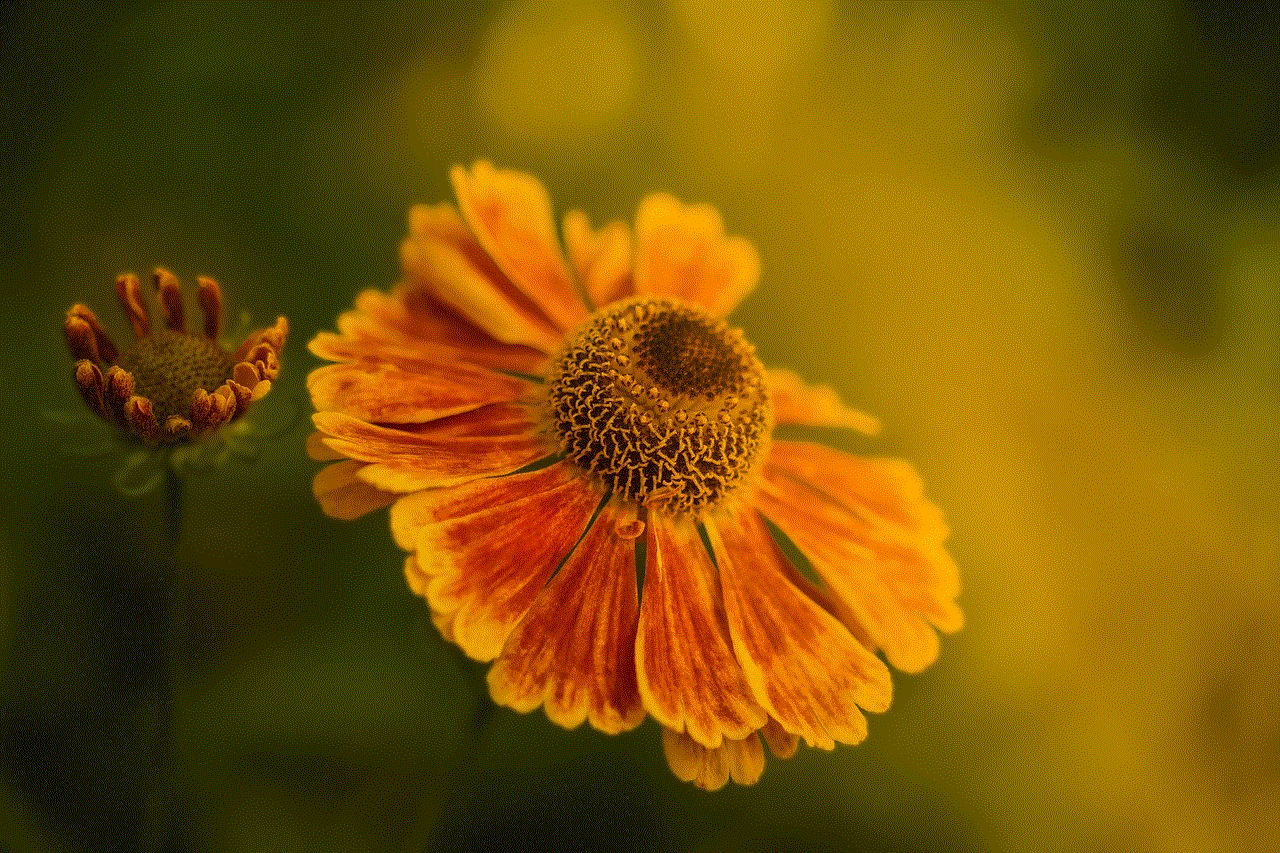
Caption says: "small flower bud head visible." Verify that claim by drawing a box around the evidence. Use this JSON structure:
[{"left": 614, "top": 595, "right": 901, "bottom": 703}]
[{"left": 63, "top": 269, "right": 287, "bottom": 445}]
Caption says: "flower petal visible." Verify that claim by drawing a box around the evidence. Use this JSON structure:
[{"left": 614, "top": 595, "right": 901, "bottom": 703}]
[
  {"left": 488, "top": 498, "right": 645, "bottom": 734},
  {"left": 307, "top": 359, "right": 534, "bottom": 424},
  {"left": 405, "top": 554, "right": 457, "bottom": 644},
  {"left": 451, "top": 161, "right": 588, "bottom": 333},
  {"left": 766, "top": 440, "right": 952, "bottom": 546},
  {"left": 562, "top": 210, "right": 634, "bottom": 310},
  {"left": 637, "top": 513, "right": 767, "bottom": 748},
  {"left": 399, "top": 463, "right": 602, "bottom": 662},
  {"left": 767, "top": 368, "right": 882, "bottom": 435},
  {"left": 759, "top": 446, "right": 963, "bottom": 672},
  {"left": 705, "top": 505, "right": 893, "bottom": 750},
  {"left": 633, "top": 193, "right": 760, "bottom": 318},
  {"left": 759, "top": 717, "right": 799, "bottom": 759},
  {"left": 312, "top": 459, "right": 398, "bottom": 520},
  {"left": 311, "top": 285, "right": 549, "bottom": 376},
  {"left": 400, "top": 203, "right": 564, "bottom": 353},
  {"left": 311, "top": 405, "right": 550, "bottom": 492},
  {"left": 306, "top": 430, "right": 346, "bottom": 461},
  {"left": 662, "top": 727, "right": 766, "bottom": 790},
  {"left": 389, "top": 458, "right": 577, "bottom": 549}
]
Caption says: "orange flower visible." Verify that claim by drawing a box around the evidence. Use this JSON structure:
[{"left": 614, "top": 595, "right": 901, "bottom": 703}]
[
  {"left": 308, "top": 161, "right": 962, "bottom": 789},
  {"left": 65, "top": 268, "right": 287, "bottom": 445}
]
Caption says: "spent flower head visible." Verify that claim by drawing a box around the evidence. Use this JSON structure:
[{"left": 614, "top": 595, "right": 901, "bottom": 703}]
[{"left": 63, "top": 269, "right": 288, "bottom": 488}]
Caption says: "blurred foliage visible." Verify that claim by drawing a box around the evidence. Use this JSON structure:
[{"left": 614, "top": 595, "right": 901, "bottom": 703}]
[{"left": 2, "top": 1, "right": 1277, "bottom": 851}]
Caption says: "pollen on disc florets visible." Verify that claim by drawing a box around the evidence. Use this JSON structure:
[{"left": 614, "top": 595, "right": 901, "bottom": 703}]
[{"left": 547, "top": 297, "right": 773, "bottom": 516}]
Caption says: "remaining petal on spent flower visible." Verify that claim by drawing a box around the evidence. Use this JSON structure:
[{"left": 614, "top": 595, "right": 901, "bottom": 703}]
[
  {"left": 65, "top": 305, "right": 118, "bottom": 364},
  {"left": 115, "top": 273, "right": 150, "bottom": 338},
  {"left": 562, "top": 210, "right": 634, "bottom": 310},
  {"left": 401, "top": 202, "right": 564, "bottom": 353},
  {"left": 767, "top": 368, "right": 882, "bottom": 435},
  {"left": 662, "top": 727, "right": 766, "bottom": 791},
  {"left": 757, "top": 442, "right": 963, "bottom": 673},
  {"left": 451, "top": 160, "right": 588, "bottom": 333},
  {"left": 488, "top": 498, "right": 645, "bottom": 734},
  {"left": 155, "top": 268, "right": 185, "bottom": 332},
  {"left": 307, "top": 359, "right": 534, "bottom": 424},
  {"left": 311, "top": 404, "right": 550, "bottom": 493},
  {"left": 706, "top": 505, "right": 893, "bottom": 750},
  {"left": 633, "top": 192, "right": 760, "bottom": 319},
  {"left": 394, "top": 462, "right": 601, "bottom": 662},
  {"left": 637, "top": 513, "right": 767, "bottom": 748}
]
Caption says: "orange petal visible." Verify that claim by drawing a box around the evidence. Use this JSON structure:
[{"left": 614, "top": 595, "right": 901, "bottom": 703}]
[
  {"left": 405, "top": 464, "right": 602, "bottom": 662},
  {"left": 562, "top": 210, "right": 634, "bottom": 310},
  {"left": 637, "top": 514, "right": 766, "bottom": 748},
  {"left": 766, "top": 441, "right": 951, "bottom": 544},
  {"left": 488, "top": 498, "right": 645, "bottom": 734},
  {"left": 759, "top": 449, "right": 963, "bottom": 673},
  {"left": 400, "top": 202, "right": 564, "bottom": 353},
  {"left": 633, "top": 193, "right": 760, "bottom": 318},
  {"left": 305, "top": 430, "right": 345, "bottom": 461},
  {"left": 662, "top": 727, "right": 766, "bottom": 790},
  {"left": 451, "top": 161, "right": 588, "bottom": 333},
  {"left": 389, "top": 458, "right": 578, "bottom": 549},
  {"left": 312, "top": 459, "right": 398, "bottom": 520},
  {"left": 759, "top": 717, "right": 799, "bottom": 759},
  {"left": 311, "top": 285, "right": 549, "bottom": 376},
  {"left": 706, "top": 505, "right": 892, "bottom": 750},
  {"left": 405, "top": 555, "right": 457, "bottom": 644},
  {"left": 767, "top": 368, "right": 882, "bottom": 435},
  {"left": 311, "top": 405, "right": 550, "bottom": 492},
  {"left": 306, "top": 360, "right": 533, "bottom": 424}
]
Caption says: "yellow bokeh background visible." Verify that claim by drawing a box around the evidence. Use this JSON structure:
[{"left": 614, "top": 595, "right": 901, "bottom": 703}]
[{"left": 3, "top": 2, "right": 1277, "bottom": 851}]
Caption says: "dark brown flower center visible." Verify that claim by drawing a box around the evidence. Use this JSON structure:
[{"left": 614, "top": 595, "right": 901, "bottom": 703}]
[
  {"left": 547, "top": 298, "right": 772, "bottom": 515},
  {"left": 117, "top": 329, "right": 232, "bottom": 425}
]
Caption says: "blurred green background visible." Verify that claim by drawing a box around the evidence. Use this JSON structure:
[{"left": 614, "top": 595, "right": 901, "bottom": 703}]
[{"left": 3, "top": 1, "right": 1278, "bottom": 851}]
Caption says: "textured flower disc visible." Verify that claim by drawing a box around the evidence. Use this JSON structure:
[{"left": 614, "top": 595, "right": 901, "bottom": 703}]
[
  {"left": 548, "top": 298, "right": 772, "bottom": 514},
  {"left": 116, "top": 329, "right": 233, "bottom": 424}
]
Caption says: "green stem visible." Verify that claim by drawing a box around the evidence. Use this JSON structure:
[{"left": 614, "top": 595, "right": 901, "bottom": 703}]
[
  {"left": 407, "top": 655, "right": 496, "bottom": 853},
  {"left": 142, "top": 465, "right": 186, "bottom": 853}
]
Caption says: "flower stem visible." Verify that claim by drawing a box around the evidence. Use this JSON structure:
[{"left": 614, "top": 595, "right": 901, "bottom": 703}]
[
  {"left": 142, "top": 465, "right": 186, "bottom": 853},
  {"left": 407, "top": 655, "right": 496, "bottom": 853}
]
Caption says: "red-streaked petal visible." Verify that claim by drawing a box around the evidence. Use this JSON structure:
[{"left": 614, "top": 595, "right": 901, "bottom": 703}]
[
  {"left": 562, "top": 210, "right": 634, "bottom": 310},
  {"left": 400, "top": 203, "right": 564, "bottom": 353},
  {"left": 637, "top": 513, "right": 767, "bottom": 748},
  {"left": 488, "top": 498, "right": 645, "bottom": 734},
  {"left": 312, "top": 459, "right": 398, "bottom": 520},
  {"left": 767, "top": 368, "right": 882, "bottom": 435},
  {"left": 451, "top": 161, "right": 588, "bottom": 333},
  {"left": 758, "top": 450, "right": 963, "bottom": 673},
  {"left": 766, "top": 440, "right": 951, "bottom": 544},
  {"left": 706, "top": 505, "right": 892, "bottom": 750},
  {"left": 662, "top": 727, "right": 765, "bottom": 790},
  {"left": 311, "top": 406, "right": 550, "bottom": 492},
  {"left": 633, "top": 193, "right": 760, "bottom": 319},
  {"left": 408, "top": 465, "right": 601, "bottom": 662},
  {"left": 389, "top": 459, "right": 580, "bottom": 549},
  {"left": 310, "top": 285, "right": 549, "bottom": 376},
  {"left": 306, "top": 360, "right": 533, "bottom": 424}
]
